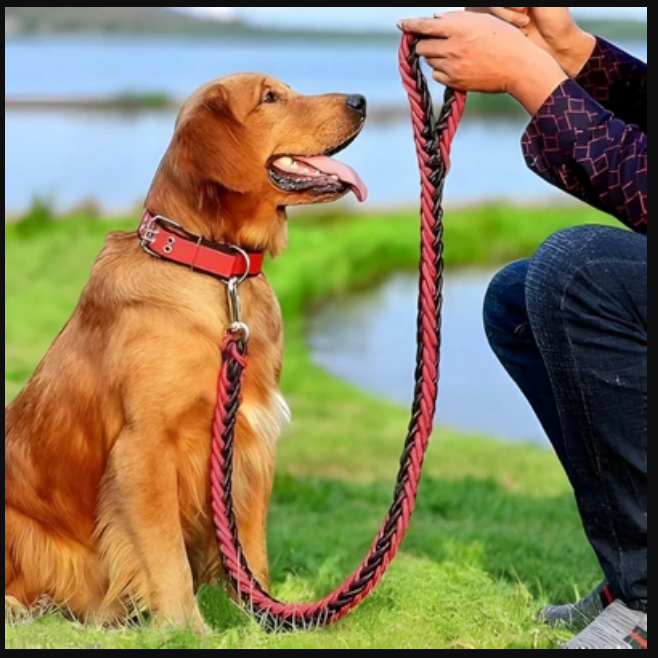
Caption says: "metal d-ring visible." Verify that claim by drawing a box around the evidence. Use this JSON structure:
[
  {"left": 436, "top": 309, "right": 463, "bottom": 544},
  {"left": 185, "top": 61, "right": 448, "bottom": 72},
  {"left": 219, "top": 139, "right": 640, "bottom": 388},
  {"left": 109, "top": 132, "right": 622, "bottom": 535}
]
[{"left": 229, "top": 245, "right": 252, "bottom": 287}]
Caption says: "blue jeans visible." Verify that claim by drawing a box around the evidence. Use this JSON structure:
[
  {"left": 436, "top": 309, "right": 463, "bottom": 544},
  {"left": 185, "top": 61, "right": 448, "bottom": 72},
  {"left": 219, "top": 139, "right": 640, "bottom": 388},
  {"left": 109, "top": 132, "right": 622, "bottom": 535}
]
[{"left": 484, "top": 225, "right": 648, "bottom": 610}]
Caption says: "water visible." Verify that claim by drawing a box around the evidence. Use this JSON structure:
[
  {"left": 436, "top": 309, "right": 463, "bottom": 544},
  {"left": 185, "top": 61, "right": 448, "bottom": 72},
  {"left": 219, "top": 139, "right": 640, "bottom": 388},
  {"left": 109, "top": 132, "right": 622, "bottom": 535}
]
[
  {"left": 5, "top": 37, "right": 647, "bottom": 212},
  {"left": 4, "top": 112, "right": 540, "bottom": 212},
  {"left": 5, "top": 37, "right": 408, "bottom": 102},
  {"left": 309, "top": 272, "right": 548, "bottom": 446}
]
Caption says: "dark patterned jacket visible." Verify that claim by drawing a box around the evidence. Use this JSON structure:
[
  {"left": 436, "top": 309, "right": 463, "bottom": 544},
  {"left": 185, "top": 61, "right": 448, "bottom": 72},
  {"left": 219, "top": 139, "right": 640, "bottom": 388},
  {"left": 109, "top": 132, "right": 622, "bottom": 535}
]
[{"left": 523, "top": 39, "right": 647, "bottom": 234}]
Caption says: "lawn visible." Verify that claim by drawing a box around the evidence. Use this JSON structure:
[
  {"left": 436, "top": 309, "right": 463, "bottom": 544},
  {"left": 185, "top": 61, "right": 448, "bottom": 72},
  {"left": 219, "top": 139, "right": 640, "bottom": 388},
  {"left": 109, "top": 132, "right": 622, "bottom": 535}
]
[{"left": 5, "top": 205, "right": 613, "bottom": 649}]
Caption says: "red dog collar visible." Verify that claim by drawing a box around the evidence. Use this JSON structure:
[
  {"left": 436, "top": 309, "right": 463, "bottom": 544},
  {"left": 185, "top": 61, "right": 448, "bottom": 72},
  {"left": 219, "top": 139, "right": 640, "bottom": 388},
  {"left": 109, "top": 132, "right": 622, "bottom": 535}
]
[{"left": 138, "top": 211, "right": 264, "bottom": 281}]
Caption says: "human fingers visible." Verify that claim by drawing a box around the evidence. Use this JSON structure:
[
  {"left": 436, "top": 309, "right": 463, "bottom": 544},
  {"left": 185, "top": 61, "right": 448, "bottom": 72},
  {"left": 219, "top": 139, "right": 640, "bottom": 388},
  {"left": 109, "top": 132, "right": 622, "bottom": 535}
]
[
  {"left": 398, "top": 17, "right": 450, "bottom": 37},
  {"left": 416, "top": 39, "right": 449, "bottom": 60}
]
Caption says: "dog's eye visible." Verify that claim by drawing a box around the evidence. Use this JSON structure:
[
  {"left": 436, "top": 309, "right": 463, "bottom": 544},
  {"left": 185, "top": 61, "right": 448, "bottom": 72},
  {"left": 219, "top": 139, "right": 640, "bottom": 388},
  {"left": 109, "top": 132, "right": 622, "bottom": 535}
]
[{"left": 261, "top": 91, "right": 278, "bottom": 105}]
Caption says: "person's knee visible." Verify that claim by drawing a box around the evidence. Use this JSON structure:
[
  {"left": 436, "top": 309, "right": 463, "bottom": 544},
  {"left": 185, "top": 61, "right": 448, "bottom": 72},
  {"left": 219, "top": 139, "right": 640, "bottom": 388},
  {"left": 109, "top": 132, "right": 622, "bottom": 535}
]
[
  {"left": 526, "top": 225, "right": 642, "bottom": 326},
  {"left": 483, "top": 260, "right": 530, "bottom": 347}
]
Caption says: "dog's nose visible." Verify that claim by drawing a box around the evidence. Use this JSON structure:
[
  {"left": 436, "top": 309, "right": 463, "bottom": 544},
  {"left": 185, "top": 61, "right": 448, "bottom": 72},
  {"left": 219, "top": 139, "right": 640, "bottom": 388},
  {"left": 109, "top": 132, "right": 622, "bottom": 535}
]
[{"left": 346, "top": 94, "right": 367, "bottom": 117}]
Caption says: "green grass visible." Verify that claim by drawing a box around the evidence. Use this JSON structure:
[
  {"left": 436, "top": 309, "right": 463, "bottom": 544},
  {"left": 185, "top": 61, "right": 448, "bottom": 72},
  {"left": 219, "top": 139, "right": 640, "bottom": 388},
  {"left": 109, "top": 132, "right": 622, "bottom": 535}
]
[{"left": 5, "top": 205, "right": 614, "bottom": 649}]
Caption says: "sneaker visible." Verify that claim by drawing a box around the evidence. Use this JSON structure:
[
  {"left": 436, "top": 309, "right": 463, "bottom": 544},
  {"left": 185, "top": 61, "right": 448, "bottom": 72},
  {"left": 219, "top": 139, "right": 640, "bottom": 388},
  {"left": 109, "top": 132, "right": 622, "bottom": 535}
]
[
  {"left": 564, "top": 601, "right": 647, "bottom": 649},
  {"left": 542, "top": 583, "right": 616, "bottom": 629}
]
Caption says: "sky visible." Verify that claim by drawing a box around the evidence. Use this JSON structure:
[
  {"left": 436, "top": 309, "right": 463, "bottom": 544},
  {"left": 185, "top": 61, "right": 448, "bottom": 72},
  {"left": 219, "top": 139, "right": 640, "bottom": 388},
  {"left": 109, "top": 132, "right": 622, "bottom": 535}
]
[{"left": 182, "top": 7, "right": 648, "bottom": 29}]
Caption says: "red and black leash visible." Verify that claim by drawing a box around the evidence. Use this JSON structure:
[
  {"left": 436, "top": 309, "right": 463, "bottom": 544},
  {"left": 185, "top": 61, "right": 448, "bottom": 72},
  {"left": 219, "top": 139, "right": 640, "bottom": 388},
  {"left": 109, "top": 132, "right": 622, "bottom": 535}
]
[{"left": 210, "top": 35, "right": 467, "bottom": 631}]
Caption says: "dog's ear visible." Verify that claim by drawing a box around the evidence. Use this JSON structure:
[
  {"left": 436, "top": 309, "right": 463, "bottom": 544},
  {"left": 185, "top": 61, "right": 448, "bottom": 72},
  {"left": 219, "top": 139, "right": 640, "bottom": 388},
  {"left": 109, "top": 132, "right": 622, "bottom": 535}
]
[
  {"left": 202, "top": 84, "right": 235, "bottom": 118},
  {"left": 172, "top": 86, "right": 257, "bottom": 195},
  {"left": 174, "top": 84, "right": 233, "bottom": 129}
]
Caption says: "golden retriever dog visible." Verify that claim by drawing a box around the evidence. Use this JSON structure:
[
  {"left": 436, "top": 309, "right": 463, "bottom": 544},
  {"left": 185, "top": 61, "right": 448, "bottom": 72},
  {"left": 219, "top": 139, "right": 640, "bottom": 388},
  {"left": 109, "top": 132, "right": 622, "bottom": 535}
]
[{"left": 5, "top": 73, "right": 367, "bottom": 633}]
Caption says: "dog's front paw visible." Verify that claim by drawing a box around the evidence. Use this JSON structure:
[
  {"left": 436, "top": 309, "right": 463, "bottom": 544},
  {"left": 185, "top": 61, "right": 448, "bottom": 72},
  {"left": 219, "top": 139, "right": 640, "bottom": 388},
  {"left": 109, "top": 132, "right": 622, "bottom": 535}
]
[
  {"left": 188, "top": 607, "right": 212, "bottom": 637},
  {"left": 153, "top": 605, "right": 211, "bottom": 637},
  {"left": 5, "top": 596, "right": 29, "bottom": 623}
]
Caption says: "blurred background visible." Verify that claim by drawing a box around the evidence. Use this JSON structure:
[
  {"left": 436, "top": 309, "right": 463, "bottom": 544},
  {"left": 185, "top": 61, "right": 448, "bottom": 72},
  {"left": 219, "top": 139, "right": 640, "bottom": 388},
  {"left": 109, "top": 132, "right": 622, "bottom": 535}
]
[
  {"left": 5, "top": 7, "right": 648, "bottom": 213},
  {"left": 3, "top": 9, "right": 649, "bottom": 648},
  {"left": 4, "top": 7, "right": 648, "bottom": 446}
]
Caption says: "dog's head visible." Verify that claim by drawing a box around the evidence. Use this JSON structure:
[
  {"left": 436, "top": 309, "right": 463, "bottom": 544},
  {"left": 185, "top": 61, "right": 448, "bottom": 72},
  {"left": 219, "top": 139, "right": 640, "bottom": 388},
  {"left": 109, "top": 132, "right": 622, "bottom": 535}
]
[
  {"left": 176, "top": 73, "right": 368, "bottom": 204},
  {"left": 160, "top": 73, "right": 367, "bottom": 249},
  {"left": 155, "top": 73, "right": 368, "bottom": 253}
]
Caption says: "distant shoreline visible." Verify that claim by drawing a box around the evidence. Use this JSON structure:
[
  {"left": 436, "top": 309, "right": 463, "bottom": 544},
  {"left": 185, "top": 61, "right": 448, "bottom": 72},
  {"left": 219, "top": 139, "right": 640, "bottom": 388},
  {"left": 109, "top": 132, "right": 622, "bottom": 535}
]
[
  {"left": 4, "top": 22, "right": 648, "bottom": 43},
  {"left": 5, "top": 6, "right": 647, "bottom": 42},
  {"left": 6, "top": 195, "right": 588, "bottom": 224},
  {"left": 5, "top": 93, "right": 529, "bottom": 122},
  {"left": 4, "top": 94, "right": 178, "bottom": 113}
]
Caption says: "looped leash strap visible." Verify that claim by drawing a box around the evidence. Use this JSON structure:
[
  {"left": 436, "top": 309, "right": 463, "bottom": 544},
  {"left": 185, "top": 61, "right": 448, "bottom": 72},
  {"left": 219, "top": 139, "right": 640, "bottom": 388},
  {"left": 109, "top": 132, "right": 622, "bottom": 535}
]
[{"left": 211, "top": 35, "right": 467, "bottom": 630}]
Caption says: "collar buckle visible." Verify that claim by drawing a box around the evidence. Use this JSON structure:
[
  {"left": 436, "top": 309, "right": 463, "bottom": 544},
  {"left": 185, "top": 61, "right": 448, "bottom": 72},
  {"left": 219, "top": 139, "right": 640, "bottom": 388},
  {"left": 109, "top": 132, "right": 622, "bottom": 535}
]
[{"left": 140, "top": 215, "right": 183, "bottom": 257}]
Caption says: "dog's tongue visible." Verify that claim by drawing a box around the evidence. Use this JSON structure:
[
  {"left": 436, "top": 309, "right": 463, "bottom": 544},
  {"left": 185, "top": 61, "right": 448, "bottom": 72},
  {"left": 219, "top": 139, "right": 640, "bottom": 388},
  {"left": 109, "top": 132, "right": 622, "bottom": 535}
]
[{"left": 296, "top": 156, "right": 368, "bottom": 203}]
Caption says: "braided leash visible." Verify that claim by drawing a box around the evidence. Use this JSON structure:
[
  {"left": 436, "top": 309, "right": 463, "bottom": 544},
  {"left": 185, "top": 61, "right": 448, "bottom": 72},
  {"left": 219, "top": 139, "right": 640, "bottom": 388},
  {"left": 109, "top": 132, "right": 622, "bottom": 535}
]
[{"left": 210, "top": 35, "right": 467, "bottom": 631}]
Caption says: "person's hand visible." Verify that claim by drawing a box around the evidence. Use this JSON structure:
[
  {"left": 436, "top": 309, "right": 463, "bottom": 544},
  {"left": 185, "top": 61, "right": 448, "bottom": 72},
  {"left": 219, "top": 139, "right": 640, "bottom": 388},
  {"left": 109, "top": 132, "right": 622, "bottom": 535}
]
[
  {"left": 398, "top": 12, "right": 567, "bottom": 115},
  {"left": 466, "top": 7, "right": 597, "bottom": 77}
]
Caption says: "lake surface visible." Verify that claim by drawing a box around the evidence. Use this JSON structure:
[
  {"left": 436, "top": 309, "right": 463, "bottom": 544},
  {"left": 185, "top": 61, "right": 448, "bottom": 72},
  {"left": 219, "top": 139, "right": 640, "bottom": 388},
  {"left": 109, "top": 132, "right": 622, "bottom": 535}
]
[
  {"left": 309, "top": 272, "right": 548, "bottom": 446},
  {"left": 4, "top": 111, "right": 542, "bottom": 212},
  {"left": 5, "top": 37, "right": 647, "bottom": 212}
]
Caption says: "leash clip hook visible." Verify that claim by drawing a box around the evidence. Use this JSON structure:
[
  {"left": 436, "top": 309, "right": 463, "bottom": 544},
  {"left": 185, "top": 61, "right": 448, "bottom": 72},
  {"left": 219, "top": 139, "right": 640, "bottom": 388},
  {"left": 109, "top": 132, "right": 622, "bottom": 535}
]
[{"left": 226, "top": 277, "right": 250, "bottom": 343}]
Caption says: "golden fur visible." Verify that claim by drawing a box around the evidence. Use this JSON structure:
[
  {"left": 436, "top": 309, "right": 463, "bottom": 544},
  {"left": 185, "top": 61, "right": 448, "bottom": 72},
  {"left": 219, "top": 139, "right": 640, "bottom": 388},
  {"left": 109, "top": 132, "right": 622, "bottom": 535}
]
[{"left": 5, "top": 73, "right": 365, "bottom": 633}]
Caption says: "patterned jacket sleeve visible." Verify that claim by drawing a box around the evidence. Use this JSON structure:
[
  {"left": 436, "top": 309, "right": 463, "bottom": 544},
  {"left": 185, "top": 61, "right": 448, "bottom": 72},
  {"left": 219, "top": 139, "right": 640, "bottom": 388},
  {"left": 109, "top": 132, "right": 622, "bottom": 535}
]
[
  {"left": 523, "top": 80, "right": 648, "bottom": 234},
  {"left": 575, "top": 38, "right": 648, "bottom": 133}
]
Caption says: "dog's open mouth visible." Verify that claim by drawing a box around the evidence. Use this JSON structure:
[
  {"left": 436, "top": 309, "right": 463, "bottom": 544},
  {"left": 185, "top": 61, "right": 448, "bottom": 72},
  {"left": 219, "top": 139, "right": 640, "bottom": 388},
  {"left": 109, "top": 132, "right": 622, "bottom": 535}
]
[{"left": 269, "top": 151, "right": 368, "bottom": 203}]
